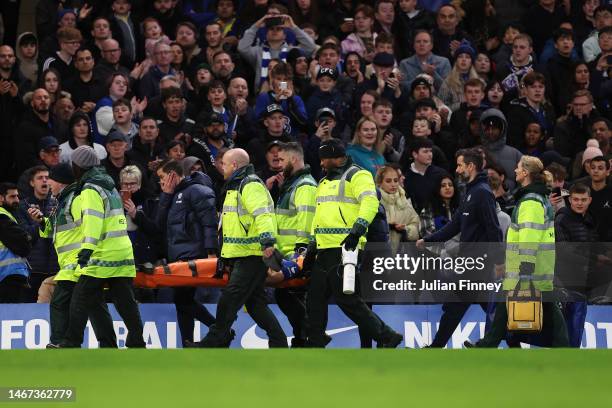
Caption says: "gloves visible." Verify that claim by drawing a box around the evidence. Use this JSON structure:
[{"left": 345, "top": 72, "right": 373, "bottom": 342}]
[
  {"left": 302, "top": 241, "right": 317, "bottom": 274},
  {"left": 77, "top": 249, "right": 94, "bottom": 268},
  {"left": 263, "top": 248, "right": 284, "bottom": 272},
  {"left": 519, "top": 262, "right": 535, "bottom": 276},
  {"left": 214, "top": 258, "right": 225, "bottom": 279},
  {"left": 341, "top": 233, "right": 360, "bottom": 252}
]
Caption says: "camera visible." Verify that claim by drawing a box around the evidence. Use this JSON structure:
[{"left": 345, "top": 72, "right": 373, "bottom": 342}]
[{"left": 265, "top": 17, "right": 284, "bottom": 28}]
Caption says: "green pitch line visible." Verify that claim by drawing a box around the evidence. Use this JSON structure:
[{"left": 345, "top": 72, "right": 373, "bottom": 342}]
[{"left": 1, "top": 349, "right": 611, "bottom": 408}]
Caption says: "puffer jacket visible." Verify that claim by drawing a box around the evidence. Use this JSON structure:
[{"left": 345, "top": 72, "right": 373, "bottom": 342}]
[{"left": 156, "top": 171, "right": 218, "bottom": 262}]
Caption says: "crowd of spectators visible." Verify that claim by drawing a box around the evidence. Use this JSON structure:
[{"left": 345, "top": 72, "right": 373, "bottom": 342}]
[{"left": 0, "top": 0, "right": 611, "bottom": 303}]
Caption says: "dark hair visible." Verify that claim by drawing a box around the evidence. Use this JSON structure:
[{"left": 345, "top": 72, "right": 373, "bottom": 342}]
[
  {"left": 599, "top": 26, "right": 612, "bottom": 36},
  {"left": 354, "top": 4, "right": 374, "bottom": 20},
  {"left": 592, "top": 117, "right": 612, "bottom": 129},
  {"left": 546, "top": 162, "right": 567, "bottom": 181},
  {"left": 166, "top": 140, "right": 186, "bottom": 153},
  {"left": 458, "top": 148, "right": 484, "bottom": 171},
  {"left": 318, "top": 43, "right": 340, "bottom": 56},
  {"left": 594, "top": 5, "right": 612, "bottom": 18},
  {"left": 429, "top": 173, "right": 460, "bottom": 216},
  {"left": 176, "top": 21, "right": 198, "bottom": 39},
  {"left": 38, "top": 68, "right": 64, "bottom": 95},
  {"left": 68, "top": 111, "right": 93, "bottom": 149},
  {"left": 160, "top": 159, "right": 184, "bottom": 177},
  {"left": 375, "top": 31, "right": 394, "bottom": 46},
  {"left": 208, "top": 79, "right": 226, "bottom": 92},
  {"left": 553, "top": 27, "right": 574, "bottom": 42},
  {"left": 409, "top": 137, "right": 433, "bottom": 154},
  {"left": 413, "top": 29, "right": 433, "bottom": 43},
  {"left": 107, "top": 72, "right": 130, "bottom": 94},
  {"left": 140, "top": 116, "right": 158, "bottom": 127},
  {"left": 590, "top": 155, "right": 611, "bottom": 170},
  {"left": 0, "top": 182, "right": 18, "bottom": 196},
  {"left": 112, "top": 98, "right": 132, "bottom": 111},
  {"left": 271, "top": 62, "right": 293, "bottom": 79},
  {"left": 522, "top": 71, "right": 546, "bottom": 87},
  {"left": 279, "top": 141, "right": 304, "bottom": 158},
  {"left": 569, "top": 183, "right": 591, "bottom": 196},
  {"left": 161, "top": 86, "right": 183, "bottom": 102},
  {"left": 464, "top": 77, "right": 485, "bottom": 91},
  {"left": 28, "top": 165, "right": 49, "bottom": 182},
  {"left": 373, "top": 98, "right": 393, "bottom": 110}
]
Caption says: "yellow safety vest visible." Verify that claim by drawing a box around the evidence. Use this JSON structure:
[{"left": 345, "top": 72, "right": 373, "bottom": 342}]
[
  {"left": 312, "top": 164, "right": 379, "bottom": 249},
  {"left": 0, "top": 207, "right": 30, "bottom": 282},
  {"left": 275, "top": 170, "right": 317, "bottom": 256},
  {"left": 221, "top": 171, "right": 277, "bottom": 258},
  {"left": 503, "top": 191, "right": 555, "bottom": 291}
]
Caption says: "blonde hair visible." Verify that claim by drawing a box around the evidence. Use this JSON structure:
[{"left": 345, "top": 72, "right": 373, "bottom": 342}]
[
  {"left": 375, "top": 165, "right": 399, "bottom": 186},
  {"left": 445, "top": 63, "right": 479, "bottom": 97},
  {"left": 119, "top": 165, "right": 142, "bottom": 187},
  {"left": 352, "top": 116, "right": 385, "bottom": 154},
  {"left": 519, "top": 155, "right": 545, "bottom": 183}
]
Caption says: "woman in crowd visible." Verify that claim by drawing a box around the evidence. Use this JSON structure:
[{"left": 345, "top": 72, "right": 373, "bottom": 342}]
[
  {"left": 341, "top": 4, "right": 377, "bottom": 63},
  {"left": 38, "top": 68, "right": 70, "bottom": 105},
  {"left": 438, "top": 42, "right": 480, "bottom": 111},
  {"left": 346, "top": 116, "right": 386, "bottom": 176},
  {"left": 419, "top": 174, "right": 460, "bottom": 239},
  {"left": 485, "top": 80, "right": 504, "bottom": 110},
  {"left": 59, "top": 112, "right": 107, "bottom": 163},
  {"left": 376, "top": 165, "right": 420, "bottom": 253}
]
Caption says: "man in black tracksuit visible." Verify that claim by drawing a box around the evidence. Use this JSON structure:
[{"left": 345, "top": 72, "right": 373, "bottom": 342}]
[{"left": 417, "top": 148, "right": 503, "bottom": 348}]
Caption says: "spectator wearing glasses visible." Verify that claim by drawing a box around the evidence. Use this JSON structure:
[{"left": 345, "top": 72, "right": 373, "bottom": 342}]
[{"left": 41, "top": 27, "right": 82, "bottom": 81}]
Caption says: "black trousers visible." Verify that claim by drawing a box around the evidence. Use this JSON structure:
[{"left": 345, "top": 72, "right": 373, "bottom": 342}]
[
  {"left": 275, "top": 288, "right": 306, "bottom": 345},
  {"left": 174, "top": 286, "right": 216, "bottom": 346},
  {"left": 50, "top": 280, "right": 117, "bottom": 347},
  {"left": 429, "top": 302, "right": 488, "bottom": 347},
  {"left": 477, "top": 302, "right": 569, "bottom": 347},
  {"left": 0, "top": 275, "right": 27, "bottom": 303},
  {"left": 200, "top": 256, "right": 287, "bottom": 348},
  {"left": 305, "top": 248, "right": 396, "bottom": 347},
  {"left": 62, "top": 276, "right": 145, "bottom": 348}
]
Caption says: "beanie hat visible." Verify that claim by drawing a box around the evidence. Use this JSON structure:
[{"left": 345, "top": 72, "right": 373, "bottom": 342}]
[
  {"left": 582, "top": 140, "right": 603, "bottom": 165},
  {"left": 49, "top": 163, "right": 75, "bottom": 185},
  {"left": 455, "top": 41, "right": 476, "bottom": 61},
  {"left": 71, "top": 145, "right": 100, "bottom": 169}
]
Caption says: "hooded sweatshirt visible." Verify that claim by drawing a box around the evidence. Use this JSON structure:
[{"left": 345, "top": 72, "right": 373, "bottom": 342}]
[
  {"left": 16, "top": 32, "right": 39, "bottom": 84},
  {"left": 480, "top": 108, "right": 523, "bottom": 191}
]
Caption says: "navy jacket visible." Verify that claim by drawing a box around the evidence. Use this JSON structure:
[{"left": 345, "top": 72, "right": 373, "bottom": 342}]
[
  {"left": 156, "top": 172, "right": 218, "bottom": 262},
  {"left": 425, "top": 172, "right": 502, "bottom": 244}
]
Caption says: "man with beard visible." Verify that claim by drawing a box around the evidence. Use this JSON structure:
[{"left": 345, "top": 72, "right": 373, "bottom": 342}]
[
  {"left": 15, "top": 88, "right": 56, "bottom": 174},
  {"left": 0, "top": 183, "right": 31, "bottom": 303},
  {"left": 17, "top": 166, "right": 59, "bottom": 302},
  {"left": 267, "top": 142, "right": 317, "bottom": 347},
  {"left": 211, "top": 51, "right": 236, "bottom": 87},
  {"left": 417, "top": 148, "right": 503, "bottom": 348},
  {"left": 247, "top": 104, "right": 293, "bottom": 172},
  {"left": 187, "top": 112, "right": 233, "bottom": 196}
]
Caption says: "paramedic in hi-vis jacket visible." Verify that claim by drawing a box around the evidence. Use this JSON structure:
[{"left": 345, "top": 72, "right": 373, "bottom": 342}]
[
  {"left": 198, "top": 148, "right": 287, "bottom": 348},
  {"left": 28, "top": 163, "right": 117, "bottom": 348},
  {"left": 268, "top": 142, "right": 317, "bottom": 347},
  {"left": 467, "top": 156, "right": 569, "bottom": 348},
  {"left": 305, "top": 139, "right": 403, "bottom": 348},
  {"left": 60, "top": 146, "right": 145, "bottom": 348}
]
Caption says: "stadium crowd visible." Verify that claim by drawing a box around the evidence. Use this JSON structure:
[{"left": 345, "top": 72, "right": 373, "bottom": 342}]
[{"left": 0, "top": 0, "right": 612, "bottom": 348}]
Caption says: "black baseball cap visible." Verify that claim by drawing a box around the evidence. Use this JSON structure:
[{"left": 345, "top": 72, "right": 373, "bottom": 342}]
[
  {"left": 316, "top": 107, "right": 336, "bottom": 121},
  {"left": 317, "top": 67, "right": 338, "bottom": 81},
  {"left": 319, "top": 139, "right": 346, "bottom": 159},
  {"left": 205, "top": 111, "right": 225, "bottom": 126},
  {"left": 267, "top": 140, "right": 282, "bottom": 151},
  {"left": 39, "top": 136, "right": 59, "bottom": 151},
  {"left": 372, "top": 52, "right": 395, "bottom": 67},
  {"left": 106, "top": 130, "right": 127, "bottom": 143},
  {"left": 262, "top": 103, "right": 284, "bottom": 118},
  {"left": 414, "top": 98, "right": 437, "bottom": 111},
  {"left": 49, "top": 163, "right": 75, "bottom": 185}
]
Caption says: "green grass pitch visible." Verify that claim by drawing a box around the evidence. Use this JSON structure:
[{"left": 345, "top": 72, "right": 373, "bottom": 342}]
[{"left": 1, "top": 349, "right": 611, "bottom": 407}]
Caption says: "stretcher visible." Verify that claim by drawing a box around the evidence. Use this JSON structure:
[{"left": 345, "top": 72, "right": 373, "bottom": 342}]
[{"left": 134, "top": 258, "right": 308, "bottom": 289}]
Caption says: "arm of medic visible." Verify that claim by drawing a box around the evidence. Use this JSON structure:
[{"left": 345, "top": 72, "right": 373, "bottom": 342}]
[
  {"left": 77, "top": 188, "right": 105, "bottom": 268},
  {"left": 340, "top": 170, "right": 379, "bottom": 251}
]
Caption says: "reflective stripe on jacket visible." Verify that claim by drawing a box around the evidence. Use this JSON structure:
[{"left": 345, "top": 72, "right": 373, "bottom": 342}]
[
  {"left": 221, "top": 170, "right": 277, "bottom": 258},
  {"left": 275, "top": 171, "right": 317, "bottom": 256},
  {"left": 0, "top": 207, "right": 30, "bottom": 282},
  {"left": 312, "top": 163, "right": 379, "bottom": 249},
  {"left": 503, "top": 191, "right": 555, "bottom": 291}
]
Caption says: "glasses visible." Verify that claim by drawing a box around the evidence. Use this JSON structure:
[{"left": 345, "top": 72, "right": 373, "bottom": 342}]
[
  {"left": 154, "top": 50, "right": 173, "bottom": 55},
  {"left": 121, "top": 182, "right": 139, "bottom": 187},
  {"left": 103, "top": 49, "right": 120, "bottom": 53}
]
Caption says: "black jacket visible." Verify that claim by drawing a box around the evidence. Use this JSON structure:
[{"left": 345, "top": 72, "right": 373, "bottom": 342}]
[
  {"left": 425, "top": 171, "right": 503, "bottom": 246},
  {"left": 554, "top": 206, "right": 599, "bottom": 295},
  {"left": 246, "top": 129, "right": 293, "bottom": 172},
  {"left": 17, "top": 195, "right": 59, "bottom": 275},
  {"left": 14, "top": 109, "right": 55, "bottom": 174},
  {"left": 0, "top": 207, "right": 31, "bottom": 258},
  {"left": 156, "top": 172, "right": 218, "bottom": 262}
]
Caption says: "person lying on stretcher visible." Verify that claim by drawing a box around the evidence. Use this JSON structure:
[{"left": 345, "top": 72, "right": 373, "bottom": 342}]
[{"left": 265, "top": 249, "right": 307, "bottom": 285}]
